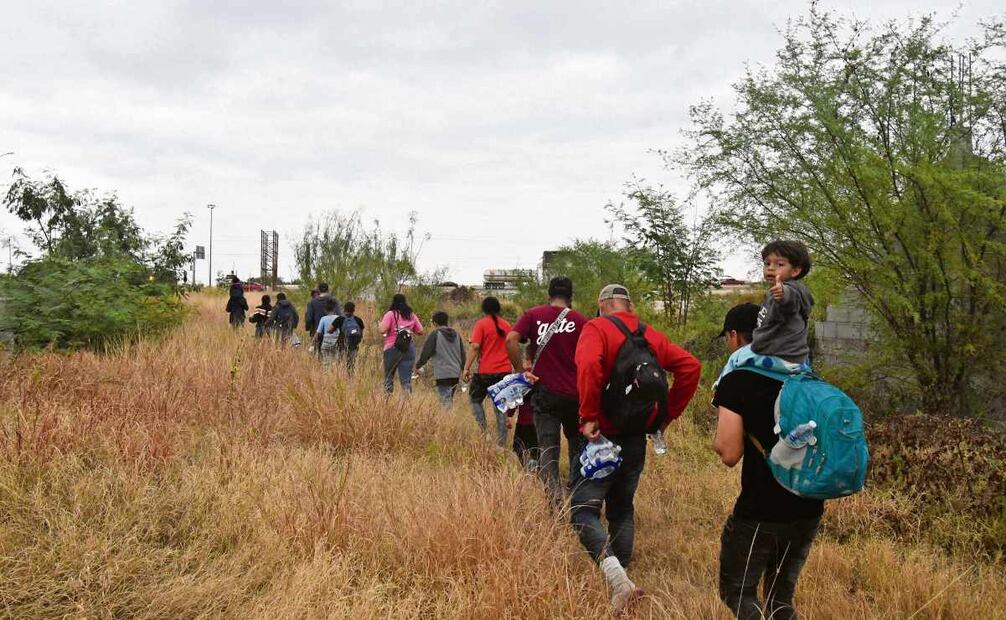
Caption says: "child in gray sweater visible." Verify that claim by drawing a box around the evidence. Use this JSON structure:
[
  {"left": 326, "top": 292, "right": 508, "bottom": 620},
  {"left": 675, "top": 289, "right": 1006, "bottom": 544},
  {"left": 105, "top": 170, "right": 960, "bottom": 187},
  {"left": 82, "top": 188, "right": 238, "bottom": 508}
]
[{"left": 752, "top": 240, "right": 814, "bottom": 364}]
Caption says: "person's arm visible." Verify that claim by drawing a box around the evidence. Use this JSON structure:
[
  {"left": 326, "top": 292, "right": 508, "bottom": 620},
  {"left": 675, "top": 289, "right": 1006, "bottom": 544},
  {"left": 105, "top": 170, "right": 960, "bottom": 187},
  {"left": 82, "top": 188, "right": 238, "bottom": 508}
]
[
  {"left": 654, "top": 336, "right": 702, "bottom": 425},
  {"left": 463, "top": 342, "right": 481, "bottom": 383},
  {"left": 378, "top": 312, "right": 392, "bottom": 336},
  {"left": 413, "top": 316, "right": 424, "bottom": 336},
  {"left": 328, "top": 316, "right": 343, "bottom": 334},
  {"left": 574, "top": 321, "right": 606, "bottom": 440},
  {"left": 713, "top": 406, "right": 745, "bottom": 467},
  {"left": 459, "top": 338, "right": 466, "bottom": 370},
  {"left": 416, "top": 331, "right": 437, "bottom": 369},
  {"left": 241, "top": 298, "right": 249, "bottom": 311},
  {"left": 505, "top": 331, "right": 525, "bottom": 372},
  {"left": 291, "top": 307, "right": 300, "bottom": 330}
]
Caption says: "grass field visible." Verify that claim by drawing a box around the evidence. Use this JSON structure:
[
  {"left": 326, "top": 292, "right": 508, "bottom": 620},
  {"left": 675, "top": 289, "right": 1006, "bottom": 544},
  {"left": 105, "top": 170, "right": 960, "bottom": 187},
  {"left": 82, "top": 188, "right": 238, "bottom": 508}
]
[{"left": 0, "top": 293, "right": 1003, "bottom": 618}]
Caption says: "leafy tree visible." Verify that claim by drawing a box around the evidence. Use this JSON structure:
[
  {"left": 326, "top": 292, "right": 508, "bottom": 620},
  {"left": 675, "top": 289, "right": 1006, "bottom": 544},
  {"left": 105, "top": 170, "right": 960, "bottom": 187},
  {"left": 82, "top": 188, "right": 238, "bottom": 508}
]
[
  {"left": 606, "top": 180, "right": 722, "bottom": 328},
  {"left": 294, "top": 209, "right": 440, "bottom": 313},
  {"left": 514, "top": 239, "right": 652, "bottom": 313},
  {"left": 2, "top": 169, "right": 191, "bottom": 348},
  {"left": 679, "top": 10, "right": 1006, "bottom": 414}
]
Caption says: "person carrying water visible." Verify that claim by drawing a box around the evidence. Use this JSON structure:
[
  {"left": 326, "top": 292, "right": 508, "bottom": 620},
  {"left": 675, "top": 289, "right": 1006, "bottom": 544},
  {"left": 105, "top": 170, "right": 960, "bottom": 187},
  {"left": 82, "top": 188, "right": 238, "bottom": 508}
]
[
  {"left": 379, "top": 293, "right": 424, "bottom": 394},
  {"left": 506, "top": 276, "right": 587, "bottom": 506}
]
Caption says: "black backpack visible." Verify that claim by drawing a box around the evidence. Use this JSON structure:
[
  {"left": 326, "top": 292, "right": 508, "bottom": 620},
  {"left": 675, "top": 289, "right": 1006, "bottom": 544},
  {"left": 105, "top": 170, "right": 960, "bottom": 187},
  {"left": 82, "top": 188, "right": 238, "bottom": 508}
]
[
  {"left": 393, "top": 315, "right": 413, "bottom": 352},
  {"left": 273, "top": 304, "right": 294, "bottom": 330},
  {"left": 600, "top": 316, "right": 669, "bottom": 434},
  {"left": 342, "top": 316, "right": 363, "bottom": 348}
]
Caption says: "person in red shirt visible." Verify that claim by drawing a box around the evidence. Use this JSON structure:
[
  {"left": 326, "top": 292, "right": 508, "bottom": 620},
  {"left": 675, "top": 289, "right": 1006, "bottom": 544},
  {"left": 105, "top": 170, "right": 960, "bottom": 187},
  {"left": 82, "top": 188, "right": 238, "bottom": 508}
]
[
  {"left": 506, "top": 276, "right": 588, "bottom": 506},
  {"left": 572, "top": 284, "right": 701, "bottom": 616},
  {"left": 462, "top": 296, "right": 512, "bottom": 447}
]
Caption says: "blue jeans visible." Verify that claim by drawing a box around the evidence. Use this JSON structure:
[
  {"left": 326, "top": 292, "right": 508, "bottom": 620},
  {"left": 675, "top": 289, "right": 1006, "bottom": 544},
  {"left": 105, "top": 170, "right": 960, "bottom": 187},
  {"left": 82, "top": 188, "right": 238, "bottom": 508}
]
[
  {"left": 436, "top": 382, "right": 457, "bottom": 409},
  {"left": 383, "top": 345, "right": 415, "bottom": 394},
  {"left": 569, "top": 433, "right": 646, "bottom": 566},
  {"left": 719, "top": 514, "right": 821, "bottom": 620},
  {"left": 470, "top": 398, "right": 507, "bottom": 447}
]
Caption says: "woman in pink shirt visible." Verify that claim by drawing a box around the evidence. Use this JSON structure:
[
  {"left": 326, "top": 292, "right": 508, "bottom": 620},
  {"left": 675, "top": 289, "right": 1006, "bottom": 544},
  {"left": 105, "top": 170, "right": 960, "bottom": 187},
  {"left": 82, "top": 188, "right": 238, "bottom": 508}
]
[{"left": 379, "top": 293, "right": 424, "bottom": 394}]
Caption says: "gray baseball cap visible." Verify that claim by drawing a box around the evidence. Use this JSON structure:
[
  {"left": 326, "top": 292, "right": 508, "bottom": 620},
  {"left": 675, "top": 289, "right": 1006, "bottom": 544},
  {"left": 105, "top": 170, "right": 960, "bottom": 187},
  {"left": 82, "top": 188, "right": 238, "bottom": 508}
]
[{"left": 598, "top": 284, "right": 631, "bottom": 302}]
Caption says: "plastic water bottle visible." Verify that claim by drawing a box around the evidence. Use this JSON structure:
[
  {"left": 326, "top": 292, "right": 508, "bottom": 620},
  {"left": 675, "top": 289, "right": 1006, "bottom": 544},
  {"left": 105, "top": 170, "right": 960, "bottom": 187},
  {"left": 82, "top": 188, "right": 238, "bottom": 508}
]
[
  {"left": 780, "top": 421, "right": 818, "bottom": 449},
  {"left": 488, "top": 373, "right": 533, "bottom": 413},
  {"left": 579, "top": 435, "right": 623, "bottom": 479},
  {"left": 648, "top": 430, "right": 668, "bottom": 456}
]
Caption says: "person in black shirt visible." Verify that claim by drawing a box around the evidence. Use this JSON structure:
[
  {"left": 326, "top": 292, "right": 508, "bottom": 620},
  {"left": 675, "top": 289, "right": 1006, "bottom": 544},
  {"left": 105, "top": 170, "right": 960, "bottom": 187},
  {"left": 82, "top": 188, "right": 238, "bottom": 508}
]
[{"left": 712, "top": 302, "right": 823, "bottom": 620}]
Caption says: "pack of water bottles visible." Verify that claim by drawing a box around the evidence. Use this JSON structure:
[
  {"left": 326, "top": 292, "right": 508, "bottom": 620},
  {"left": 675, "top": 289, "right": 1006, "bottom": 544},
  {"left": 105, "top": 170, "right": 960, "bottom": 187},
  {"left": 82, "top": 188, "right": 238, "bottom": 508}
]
[
  {"left": 488, "top": 373, "right": 533, "bottom": 413},
  {"left": 579, "top": 435, "right": 623, "bottom": 480}
]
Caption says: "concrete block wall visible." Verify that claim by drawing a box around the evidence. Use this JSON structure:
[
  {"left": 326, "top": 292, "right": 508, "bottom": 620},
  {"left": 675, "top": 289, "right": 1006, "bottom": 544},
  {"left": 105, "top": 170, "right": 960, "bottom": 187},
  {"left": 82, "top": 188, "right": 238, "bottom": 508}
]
[{"left": 815, "top": 288, "right": 872, "bottom": 366}]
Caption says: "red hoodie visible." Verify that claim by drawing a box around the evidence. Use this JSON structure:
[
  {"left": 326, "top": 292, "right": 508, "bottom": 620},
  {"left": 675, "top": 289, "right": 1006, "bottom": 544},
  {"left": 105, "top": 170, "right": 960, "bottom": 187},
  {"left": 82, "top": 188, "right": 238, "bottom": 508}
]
[{"left": 575, "top": 311, "right": 701, "bottom": 436}]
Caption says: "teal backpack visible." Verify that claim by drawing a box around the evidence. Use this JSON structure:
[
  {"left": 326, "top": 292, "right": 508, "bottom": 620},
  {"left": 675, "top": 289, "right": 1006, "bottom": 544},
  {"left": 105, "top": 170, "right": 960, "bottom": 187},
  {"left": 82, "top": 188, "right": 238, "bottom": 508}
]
[{"left": 738, "top": 367, "right": 869, "bottom": 500}]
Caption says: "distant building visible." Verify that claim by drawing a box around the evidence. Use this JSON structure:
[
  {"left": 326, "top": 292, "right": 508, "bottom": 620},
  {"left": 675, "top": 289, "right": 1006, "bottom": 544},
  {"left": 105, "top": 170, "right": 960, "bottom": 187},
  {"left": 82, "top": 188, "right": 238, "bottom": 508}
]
[
  {"left": 483, "top": 268, "right": 535, "bottom": 293},
  {"left": 541, "top": 250, "right": 567, "bottom": 273}
]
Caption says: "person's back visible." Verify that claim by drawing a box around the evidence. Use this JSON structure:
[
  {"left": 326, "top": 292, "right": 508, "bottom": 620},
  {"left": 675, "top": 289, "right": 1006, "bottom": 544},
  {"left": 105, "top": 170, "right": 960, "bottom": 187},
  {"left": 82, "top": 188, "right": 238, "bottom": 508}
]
[
  {"left": 713, "top": 303, "right": 824, "bottom": 620},
  {"left": 305, "top": 283, "right": 342, "bottom": 336},
  {"left": 225, "top": 286, "right": 248, "bottom": 327},
  {"left": 416, "top": 311, "right": 466, "bottom": 408},
  {"left": 750, "top": 240, "right": 813, "bottom": 364},
  {"left": 462, "top": 297, "right": 512, "bottom": 447},
  {"left": 271, "top": 293, "right": 299, "bottom": 340},
  {"left": 572, "top": 284, "right": 701, "bottom": 616},
  {"left": 507, "top": 277, "right": 587, "bottom": 506}
]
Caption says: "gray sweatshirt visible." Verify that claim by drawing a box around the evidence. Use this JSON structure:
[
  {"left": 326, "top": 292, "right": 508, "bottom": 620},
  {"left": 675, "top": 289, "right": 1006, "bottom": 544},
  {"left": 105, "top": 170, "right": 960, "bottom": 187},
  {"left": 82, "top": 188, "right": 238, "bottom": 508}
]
[
  {"left": 751, "top": 280, "right": 813, "bottom": 363},
  {"left": 416, "top": 327, "right": 466, "bottom": 381}
]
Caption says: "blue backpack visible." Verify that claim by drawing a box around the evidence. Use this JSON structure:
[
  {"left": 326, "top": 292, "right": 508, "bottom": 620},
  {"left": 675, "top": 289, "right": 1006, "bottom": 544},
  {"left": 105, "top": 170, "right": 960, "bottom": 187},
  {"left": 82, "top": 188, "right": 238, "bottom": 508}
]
[{"left": 739, "top": 367, "right": 869, "bottom": 500}]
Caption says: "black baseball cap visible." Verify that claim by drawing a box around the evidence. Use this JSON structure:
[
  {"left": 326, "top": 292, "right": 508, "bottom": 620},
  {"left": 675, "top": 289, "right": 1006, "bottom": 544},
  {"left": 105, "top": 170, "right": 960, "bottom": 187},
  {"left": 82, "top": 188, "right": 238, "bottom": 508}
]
[{"left": 717, "top": 303, "right": 761, "bottom": 337}]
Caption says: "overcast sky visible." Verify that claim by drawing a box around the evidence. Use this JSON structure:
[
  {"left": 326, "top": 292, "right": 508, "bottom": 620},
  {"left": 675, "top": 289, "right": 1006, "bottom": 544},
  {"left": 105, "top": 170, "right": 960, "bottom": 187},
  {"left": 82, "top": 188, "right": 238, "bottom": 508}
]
[{"left": 2, "top": 0, "right": 1001, "bottom": 286}]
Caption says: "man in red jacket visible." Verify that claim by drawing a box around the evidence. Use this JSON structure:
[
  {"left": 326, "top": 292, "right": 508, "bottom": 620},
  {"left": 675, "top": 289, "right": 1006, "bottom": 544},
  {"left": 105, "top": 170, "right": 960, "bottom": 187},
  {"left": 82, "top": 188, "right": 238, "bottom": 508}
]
[{"left": 572, "top": 284, "right": 701, "bottom": 615}]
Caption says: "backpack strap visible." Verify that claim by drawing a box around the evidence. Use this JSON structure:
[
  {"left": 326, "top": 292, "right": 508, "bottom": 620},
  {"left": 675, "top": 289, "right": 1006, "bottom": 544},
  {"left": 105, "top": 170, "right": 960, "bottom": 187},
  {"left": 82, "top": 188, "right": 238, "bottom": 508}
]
[
  {"left": 603, "top": 315, "right": 645, "bottom": 339},
  {"left": 531, "top": 307, "right": 571, "bottom": 372}
]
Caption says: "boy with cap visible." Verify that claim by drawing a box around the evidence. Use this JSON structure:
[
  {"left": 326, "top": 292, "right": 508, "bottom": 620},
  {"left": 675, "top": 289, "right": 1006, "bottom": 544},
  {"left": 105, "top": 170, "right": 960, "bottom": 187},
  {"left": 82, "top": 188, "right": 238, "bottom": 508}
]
[{"left": 572, "top": 284, "right": 701, "bottom": 616}]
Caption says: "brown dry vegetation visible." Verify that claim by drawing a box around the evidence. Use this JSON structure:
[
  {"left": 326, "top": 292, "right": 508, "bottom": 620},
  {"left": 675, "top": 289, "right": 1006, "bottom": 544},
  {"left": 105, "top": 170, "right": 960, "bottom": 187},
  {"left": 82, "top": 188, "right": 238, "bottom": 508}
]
[{"left": 0, "top": 293, "right": 1003, "bottom": 619}]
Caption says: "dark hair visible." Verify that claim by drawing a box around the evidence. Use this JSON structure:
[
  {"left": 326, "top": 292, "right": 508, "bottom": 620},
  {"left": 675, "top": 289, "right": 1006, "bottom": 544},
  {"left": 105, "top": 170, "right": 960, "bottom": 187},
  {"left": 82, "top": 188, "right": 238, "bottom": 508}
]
[
  {"left": 761, "top": 240, "right": 812, "bottom": 279},
  {"left": 432, "top": 311, "right": 449, "bottom": 326},
  {"left": 318, "top": 282, "right": 329, "bottom": 293},
  {"left": 261, "top": 294, "right": 271, "bottom": 305},
  {"left": 310, "top": 289, "right": 319, "bottom": 298},
  {"left": 481, "top": 296, "right": 504, "bottom": 337},
  {"left": 276, "top": 292, "right": 287, "bottom": 301},
  {"left": 324, "top": 298, "right": 336, "bottom": 313},
  {"left": 389, "top": 293, "right": 413, "bottom": 320},
  {"left": 548, "top": 276, "right": 573, "bottom": 301},
  {"left": 344, "top": 301, "right": 356, "bottom": 314}
]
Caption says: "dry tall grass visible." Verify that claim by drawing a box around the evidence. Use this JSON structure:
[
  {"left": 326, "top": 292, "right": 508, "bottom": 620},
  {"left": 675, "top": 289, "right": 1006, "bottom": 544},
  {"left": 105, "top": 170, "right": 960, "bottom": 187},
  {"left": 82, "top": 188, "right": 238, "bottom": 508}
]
[{"left": 0, "top": 293, "right": 1002, "bottom": 618}]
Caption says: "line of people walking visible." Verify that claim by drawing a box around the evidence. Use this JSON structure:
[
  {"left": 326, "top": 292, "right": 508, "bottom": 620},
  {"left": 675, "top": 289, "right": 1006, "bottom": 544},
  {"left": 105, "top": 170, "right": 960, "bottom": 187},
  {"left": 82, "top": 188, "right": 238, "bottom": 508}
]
[{"left": 223, "top": 240, "right": 845, "bottom": 618}]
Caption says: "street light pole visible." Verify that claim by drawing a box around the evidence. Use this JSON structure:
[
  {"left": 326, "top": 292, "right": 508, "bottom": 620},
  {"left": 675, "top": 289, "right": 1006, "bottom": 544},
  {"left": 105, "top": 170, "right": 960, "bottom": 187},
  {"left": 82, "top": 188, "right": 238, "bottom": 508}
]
[{"left": 207, "top": 203, "right": 216, "bottom": 286}]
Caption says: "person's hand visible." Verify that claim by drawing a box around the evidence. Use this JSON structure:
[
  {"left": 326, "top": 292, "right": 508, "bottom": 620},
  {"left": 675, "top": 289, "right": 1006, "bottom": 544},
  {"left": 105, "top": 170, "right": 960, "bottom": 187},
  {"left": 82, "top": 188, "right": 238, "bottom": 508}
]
[
  {"left": 462, "top": 370, "right": 472, "bottom": 383},
  {"left": 523, "top": 371, "right": 539, "bottom": 384},
  {"left": 505, "top": 414, "right": 514, "bottom": 429},
  {"left": 580, "top": 420, "right": 600, "bottom": 441},
  {"left": 770, "top": 274, "right": 785, "bottom": 301}
]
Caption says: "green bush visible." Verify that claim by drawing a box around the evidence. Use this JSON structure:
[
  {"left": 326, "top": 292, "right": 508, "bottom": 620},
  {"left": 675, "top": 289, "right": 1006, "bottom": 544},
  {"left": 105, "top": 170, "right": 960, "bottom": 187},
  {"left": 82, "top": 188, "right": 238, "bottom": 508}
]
[{"left": 1, "top": 256, "right": 187, "bottom": 349}]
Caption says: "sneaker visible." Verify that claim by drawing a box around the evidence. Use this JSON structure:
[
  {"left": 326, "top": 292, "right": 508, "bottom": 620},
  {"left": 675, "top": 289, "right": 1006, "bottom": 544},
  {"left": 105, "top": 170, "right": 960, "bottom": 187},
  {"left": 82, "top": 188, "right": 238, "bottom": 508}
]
[{"left": 610, "top": 584, "right": 644, "bottom": 617}]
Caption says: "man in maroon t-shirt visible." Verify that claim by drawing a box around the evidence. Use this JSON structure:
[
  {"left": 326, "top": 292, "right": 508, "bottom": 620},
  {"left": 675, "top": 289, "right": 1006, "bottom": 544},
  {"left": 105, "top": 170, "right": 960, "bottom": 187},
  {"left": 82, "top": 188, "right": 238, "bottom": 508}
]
[{"left": 506, "top": 276, "right": 588, "bottom": 506}]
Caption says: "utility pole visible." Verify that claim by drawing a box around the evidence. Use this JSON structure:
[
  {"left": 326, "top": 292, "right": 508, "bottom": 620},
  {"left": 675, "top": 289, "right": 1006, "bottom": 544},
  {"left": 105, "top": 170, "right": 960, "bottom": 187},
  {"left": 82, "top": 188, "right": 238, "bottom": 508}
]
[{"left": 207, "top": 203, "right": 216, "bottom": 287}]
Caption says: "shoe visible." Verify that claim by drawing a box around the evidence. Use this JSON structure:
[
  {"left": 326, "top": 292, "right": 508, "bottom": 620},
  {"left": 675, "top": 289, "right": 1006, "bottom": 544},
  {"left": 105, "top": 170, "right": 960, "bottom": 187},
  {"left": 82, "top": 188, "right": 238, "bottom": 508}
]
[{"left": 610, "top": 584, "right": 644, "bottom": 617}]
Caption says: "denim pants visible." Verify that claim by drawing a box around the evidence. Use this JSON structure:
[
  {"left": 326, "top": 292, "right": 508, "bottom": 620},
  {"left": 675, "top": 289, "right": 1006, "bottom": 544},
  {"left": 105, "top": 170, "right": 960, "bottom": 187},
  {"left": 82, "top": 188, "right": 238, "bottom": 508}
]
[
  {"left": 383, "top": 345, "right": 415, "bottom": 394},
  {"left": 569, "top": 433, "right": 646, "bottom": 566},
  {"left": 530, "top": 387, "right": 581, "bottom": 506},
  {"left": 470, "top": 373, "right": 508, "bottom": 447},
  {"left": 512, "top": 422, "right": 539, "bottom": 470},
  {"left": 436, "top": 381, "right": 458, "bottom": 409},
  {"left": 719, "top": 514, "right": 821, "bottom": 620}
]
